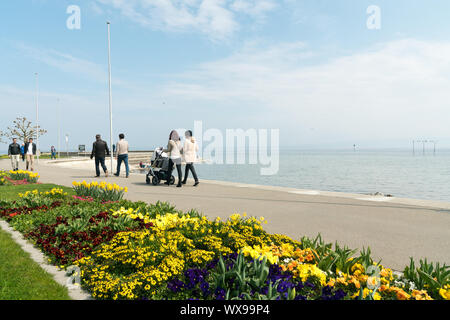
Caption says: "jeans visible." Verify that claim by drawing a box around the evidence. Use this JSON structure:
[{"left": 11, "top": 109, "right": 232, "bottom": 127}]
[
  {"left": 51, "top": 152, "right": 56, "bottom": 160},
  {"left": 95, "top": 157, "right": 107, "bottom": 176},
  {"left": 116, "top": 154, "right": 129, "bottom": 176},
  {"left": 183, "top": 163, "right": 198, "bottom": 183},
  {"left": 168, "top": 158, "right": 182, "bottom": 184}
]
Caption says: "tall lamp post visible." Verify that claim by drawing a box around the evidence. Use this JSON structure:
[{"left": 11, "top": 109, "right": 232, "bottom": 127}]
[
  {"left": 106, "top": 21, "right": 114, "bottom": 172},
  {"left": 57, "top": 98, "right": 61, "bottom": 159},
  {"left": 65, "top": 134, "right": 69, "bottom": 157},
  {"left": 35, "top": 72, "right": 40, "bottom": 164}
]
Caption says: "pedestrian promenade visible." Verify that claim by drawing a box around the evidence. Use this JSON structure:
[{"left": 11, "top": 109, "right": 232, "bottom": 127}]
[{"left": 1, "top": 159, "right": 449, "bottom": 270}]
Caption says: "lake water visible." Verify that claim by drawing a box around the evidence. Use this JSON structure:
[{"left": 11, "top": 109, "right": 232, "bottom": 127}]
[{"left": 194, "top": 149, "right": 450, "bottom": 202}]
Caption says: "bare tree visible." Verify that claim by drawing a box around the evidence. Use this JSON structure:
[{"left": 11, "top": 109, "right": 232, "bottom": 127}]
[{"left": 0, "top": 117, "right": 47, "bottom": 144}]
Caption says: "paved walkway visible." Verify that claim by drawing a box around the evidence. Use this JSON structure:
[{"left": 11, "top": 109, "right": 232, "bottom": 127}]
[{"left": 1, "top": 159, "right": 450, "bottom": 270}]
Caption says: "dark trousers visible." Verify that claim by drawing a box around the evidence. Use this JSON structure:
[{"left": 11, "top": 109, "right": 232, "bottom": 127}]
[
  {"left": 116, "top": 154, "right": 129, "bottom": 176},
  {"left": 95, "top": 157, "right": 107, "bottom": 176},
  {"left": 183, "top": 163, "right": 198, "bottom": 183},
  {"left": 168, "top": 159, "right": 182, "bottom": 184}
]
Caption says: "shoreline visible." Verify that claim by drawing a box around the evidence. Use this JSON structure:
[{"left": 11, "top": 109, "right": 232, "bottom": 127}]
[
  {"left": 198, "top": 179, "right": 450, "bottom": 210},
  {"left": 46, "top": 158, "right": 450, "bottom": 210}
]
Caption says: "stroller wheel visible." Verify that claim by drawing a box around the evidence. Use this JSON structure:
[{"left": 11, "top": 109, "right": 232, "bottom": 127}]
[
  {"left": 152, "top": 176, "right": 160, "bottom": 186},
  {"left": 146, "top": 176, "right": 151, "bottom": 184},
  {"left": 170, "top": 175, "right": 176, "bottom": 185}
]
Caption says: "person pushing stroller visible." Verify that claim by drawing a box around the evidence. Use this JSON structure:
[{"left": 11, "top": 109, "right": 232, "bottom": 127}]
[{"left": 163, "top": 130, "right": 183, "bottom": 188}]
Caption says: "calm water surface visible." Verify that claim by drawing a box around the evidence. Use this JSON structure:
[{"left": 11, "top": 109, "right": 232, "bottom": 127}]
[{"left": 195, "top": 149, "right": 450, "bottom": 202}]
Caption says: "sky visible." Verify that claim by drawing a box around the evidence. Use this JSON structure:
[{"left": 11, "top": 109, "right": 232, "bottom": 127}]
[{"left": 1, "top": 0, "right": 450, "bottom": 151}]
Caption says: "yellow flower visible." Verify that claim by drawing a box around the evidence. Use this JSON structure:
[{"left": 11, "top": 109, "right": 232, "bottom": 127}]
[
  {"left": 295, "top": 264, "right": 327, "bottom": 286},
  {"left": 439, "top": 285, "right": 450, "bottom": 300},
  {"left": 351, "top": 263, "right": 365, "bottom": 276}
]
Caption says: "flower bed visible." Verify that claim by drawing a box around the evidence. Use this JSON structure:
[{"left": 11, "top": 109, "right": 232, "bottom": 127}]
[
  {"left": 0, "top": 171, "right": 7, "bottom": 185},
  {"left": 72, "top": 181, "right": 127, "bottom": 202},
  {"left": 0, "top": 181, "right": 448, "bottom": 300},
  {"left": 0, "top": 170, "right": 40, "bottom": 185}
]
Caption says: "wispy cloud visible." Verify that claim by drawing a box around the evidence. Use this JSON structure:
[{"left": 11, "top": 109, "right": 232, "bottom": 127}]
[
  {"left": 15, "top": 43, "right": 132, "bottom": 88},
  {"left": 230, "top": 0, "right": 276, "bottom": 19},
  {"left": 96, "top": 0, "right": 277, "bottom": 40},
  {"left": 160, "top": 39, "right": 450, "bottom": 141},
  {"left": 17, "top": 43, "right": 107, "bottom": 83}
]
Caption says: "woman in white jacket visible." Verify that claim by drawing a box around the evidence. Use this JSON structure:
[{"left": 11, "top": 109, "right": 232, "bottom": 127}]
[
  {"left": 182, "top": 130, "right": 199, "bottom": 186},
  {"left": 163, "top": 130, "right": 183, "bottom": 187}
]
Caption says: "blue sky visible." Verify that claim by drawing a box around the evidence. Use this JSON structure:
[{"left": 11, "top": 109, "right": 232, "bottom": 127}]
[{"left": 1, "top": 0, "right": 450, "bottom": 151}]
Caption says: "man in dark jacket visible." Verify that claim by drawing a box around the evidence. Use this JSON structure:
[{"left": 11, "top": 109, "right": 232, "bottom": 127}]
[
  {"left": 8, "top": 138, "right": 21, "bottom": 171},
  {"left": 91, "top": 134, "right": 110, "bottom": 177},
  {"left": 24, "top": 138, "right": 37, "bottom": 171}
]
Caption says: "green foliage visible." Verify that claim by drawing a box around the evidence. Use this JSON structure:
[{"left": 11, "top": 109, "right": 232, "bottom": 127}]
[
  {"left": 210, "top": 253, "right": 302, "bottom": 301},
  {"left": 403, "top": 258, "right": 450, "bottom": 298},
  {"left": 213, "top": 253, "right": 275, "bottom": 300}
]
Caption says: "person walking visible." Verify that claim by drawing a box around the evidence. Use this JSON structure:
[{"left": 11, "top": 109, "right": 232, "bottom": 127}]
[
  {"left": 20, "top": 143, "right": 25, "bottom": 162},
  {"left": 114, "top": 133, "right": 129, "bottom": 178},
  {"left": 90, "top": 134, "right": 110, "bottom": 177},
  {"left": 163, "top": 130, "right": 183, "bottom": 187},
  {"left": 50, "top": 146, "right": 57, "bottom": 160},
  {"left": 181, "top": 130, "right": 199, "bottom": 186},
  {"left": 8, "top": 138, "right": 21, "bottom": 171},
  {"left": 24, "top": 138, "right": 37, "bottom": 171}
]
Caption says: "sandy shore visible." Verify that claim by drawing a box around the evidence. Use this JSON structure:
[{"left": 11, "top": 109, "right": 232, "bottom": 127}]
[{"left": 1, "top": 158, "right": 450, "bottom": 270}]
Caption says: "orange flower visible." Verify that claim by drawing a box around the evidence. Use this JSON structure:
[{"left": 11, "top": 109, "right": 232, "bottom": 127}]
[
  {"left": 396, "top": 290, "right": 411, "bottom": 300},
  {"left": 388, "top": 287, "right": 411, "bottom": 300},
  {"left": 348, "top": 277, "right": 361, "bottom": 289},
  {"left": 411, "top": 290, "right": 433, "bottom": 300},
  {"left": 378, "top": 285, "right": 389, "bottom": 292},
  {"left": 327, "top": 278, "right": 336, "bottom": 287}
]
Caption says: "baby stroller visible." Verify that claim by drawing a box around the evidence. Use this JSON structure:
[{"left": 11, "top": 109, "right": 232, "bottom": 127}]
[{"left": 146, "top": 148, "right": 175, "bottom": 186}]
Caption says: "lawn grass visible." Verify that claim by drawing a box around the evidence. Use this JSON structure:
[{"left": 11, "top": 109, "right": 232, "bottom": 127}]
[
  {"left": 0, "top": 183, "right": 73, "bottom": 201},
  {"left": 0, "top": 154, "right": 71, "bottom": 160},
  {"left": 0, "top": 183, "right": 73, "bottom": 300},
  {"left": 0, "top": 228, "right": 71, "bottom": 300}
]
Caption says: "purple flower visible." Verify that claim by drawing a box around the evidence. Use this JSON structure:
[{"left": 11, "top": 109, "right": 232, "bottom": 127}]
[
  {"left": 277, "top": 280, "right": 295, "bottom": 293},
  {"left": 167, "top": 279, "right": 184, "bottom": 293},
  {"left": 215, "top": 288, "right": 226, "bottom": 300},
  {"left": 200, "top": 281, "right": 210, "bottom": 295}
]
